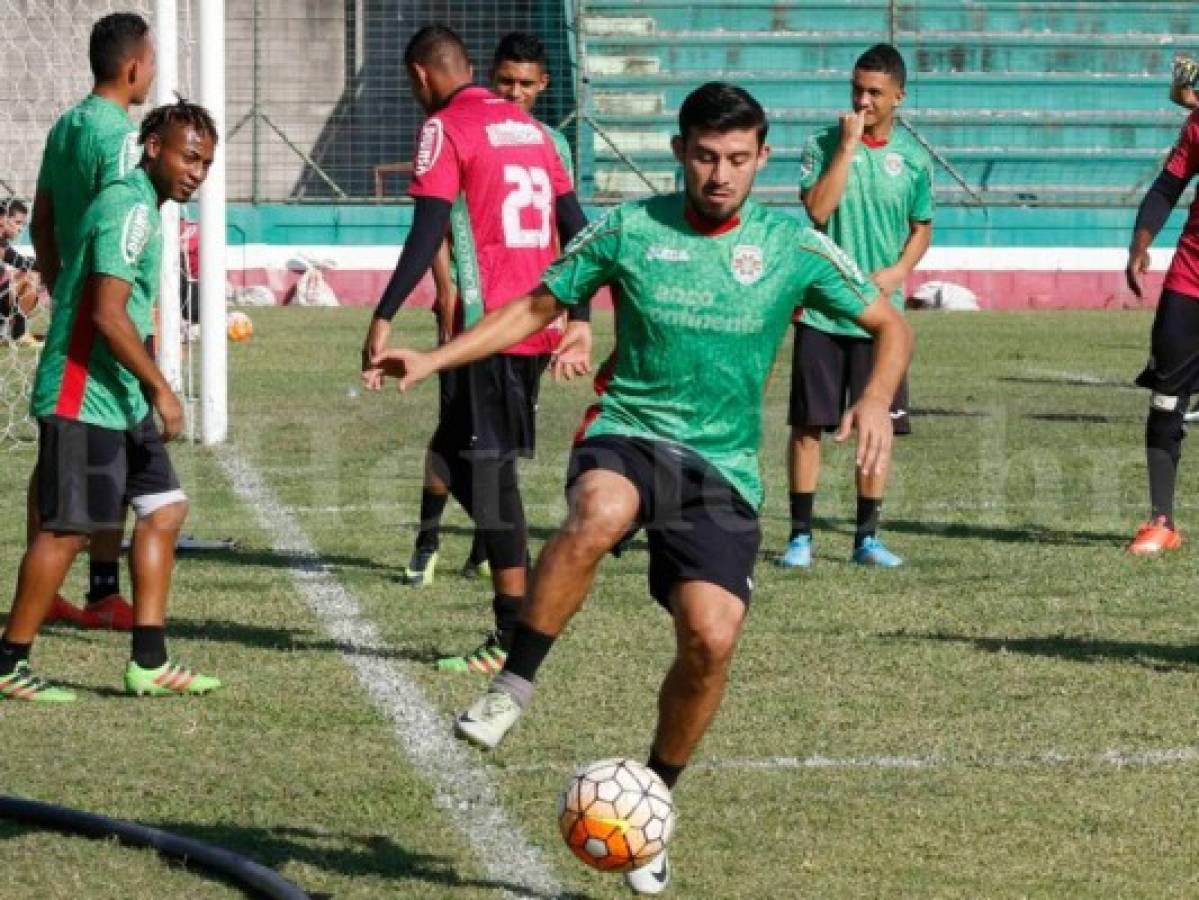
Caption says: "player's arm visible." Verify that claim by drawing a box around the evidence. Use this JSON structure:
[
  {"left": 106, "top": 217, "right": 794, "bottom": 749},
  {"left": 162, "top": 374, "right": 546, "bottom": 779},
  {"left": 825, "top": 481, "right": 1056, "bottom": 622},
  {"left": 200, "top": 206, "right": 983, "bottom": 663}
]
[
  {"left": 801, "top": 115, "right": 864, "bottom": 228},
  {"left": 372, "top": 285, "right": 565, "bottom": 391},
  {"left": 1127, "top": 170, "right": 1190, "bottom": 297},
  {"left": 90, "top": 274, "right": 183, "bottom": 439},
  {"left": 30, "top": 189, "right": 59, "bottom": 292},
  {"left": 872, "top": 220, "right": 933, "bottom": 298},
  {"left": 362, "top": 196, "right": 453, "bottom": 379},
  {"left": 430, "top": 237, "right": 457, "bottom": 345}
]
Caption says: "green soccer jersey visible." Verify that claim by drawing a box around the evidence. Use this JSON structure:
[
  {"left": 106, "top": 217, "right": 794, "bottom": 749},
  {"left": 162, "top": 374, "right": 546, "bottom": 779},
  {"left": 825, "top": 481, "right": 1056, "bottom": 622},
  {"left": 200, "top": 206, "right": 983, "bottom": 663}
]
[
  {"left": 542, "top": 193, "right": 878, "bottom": 509},
  {"left": 36, "top": 94, "right": 140, "bottom": 261},
  {"left": 31, "top": 168, "right": 161, "bottom": 430},
  {"left": 798, "top": 125, "right": 934, "bottom": 338},
  {"left": 542, "top": 123, "right": 575, "bottom": 182}
]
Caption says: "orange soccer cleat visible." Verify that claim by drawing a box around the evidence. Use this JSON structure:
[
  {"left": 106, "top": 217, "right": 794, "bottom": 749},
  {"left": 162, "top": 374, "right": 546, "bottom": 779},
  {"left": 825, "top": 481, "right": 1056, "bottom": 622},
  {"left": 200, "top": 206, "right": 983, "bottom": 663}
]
[
  {"left": 1126, "top": 517, "right": 1183, "bottom": 555},
  {"left": 80, "top": 594, "right": 135, "bottom": 630},
  {"left": 43, "top": 594, "right": 85, "bottom": 625}
]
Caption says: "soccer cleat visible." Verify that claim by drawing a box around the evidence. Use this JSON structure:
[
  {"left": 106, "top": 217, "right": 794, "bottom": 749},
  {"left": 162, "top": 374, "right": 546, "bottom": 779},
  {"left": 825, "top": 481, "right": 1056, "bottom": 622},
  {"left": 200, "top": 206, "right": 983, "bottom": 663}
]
[
  {"left": 776, "top": 534, "right": 812, "bottom": 568},
  {"left": 436, "top": 632, "right": 508, "bottom": 674},
  {"left": 625, "top": 850, "right": 671, "bottom": 895},
  {"left": 460, "top": 557, "right": 492, "bottom": 579},
  {"left": 0, "top": 661, "right": 75, "bottom": 703},
  {"left": 43, "top": 594, "right": 86, "bottom": 625},
  {"left": 1126, "top": 517, "right": 1183, "bottom": 555},
  {"left": 852, "top": 536, "right": 903, "bottom": 567},
  {"left": 454, "top": 687, "right": 522, "bottom": 750},
  {"left": 124, "top": 660, "right": 222, "bottom": 697},
  {"left": 80, "top": 594, "right": 135, "bottom": 631},
  {"left": 400, "top": 547, "right": 438, "bottom": 586}
]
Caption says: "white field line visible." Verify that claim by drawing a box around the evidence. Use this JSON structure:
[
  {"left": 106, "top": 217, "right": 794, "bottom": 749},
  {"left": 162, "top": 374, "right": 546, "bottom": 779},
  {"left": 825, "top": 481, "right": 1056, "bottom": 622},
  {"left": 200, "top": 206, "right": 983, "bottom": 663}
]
[
  {"left": 503, "top": 746, "right": 1199, "bottom": 776},
  {"left": 215, "top": 446, "right": 563, "bottom": 900}
]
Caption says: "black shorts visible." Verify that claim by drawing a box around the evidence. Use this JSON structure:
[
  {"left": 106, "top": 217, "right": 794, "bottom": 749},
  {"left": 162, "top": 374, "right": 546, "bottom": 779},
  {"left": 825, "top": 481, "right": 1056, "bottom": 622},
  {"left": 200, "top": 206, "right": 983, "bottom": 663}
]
[
  {"left": 431, "top": 352, "right": 549, "bottom": 462},
  {"left": 788, "top": 324, "right": 911, "bottom": 434},
  {"left": 566, "top": 435, "right": 762, "bottom": 609},
  {"left": 36, "top": 414, "right": 184, "bottom": 533},
  {"left": 1135, "top": 288, "right": 1199, "bottom": 397}
]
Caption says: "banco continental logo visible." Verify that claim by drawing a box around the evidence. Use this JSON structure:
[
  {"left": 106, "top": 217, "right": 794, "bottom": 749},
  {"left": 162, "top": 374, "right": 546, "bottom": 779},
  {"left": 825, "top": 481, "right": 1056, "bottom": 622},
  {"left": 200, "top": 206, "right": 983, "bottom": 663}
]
[{"left": 121, "top": 204, "right": 151, "bottom": 265}]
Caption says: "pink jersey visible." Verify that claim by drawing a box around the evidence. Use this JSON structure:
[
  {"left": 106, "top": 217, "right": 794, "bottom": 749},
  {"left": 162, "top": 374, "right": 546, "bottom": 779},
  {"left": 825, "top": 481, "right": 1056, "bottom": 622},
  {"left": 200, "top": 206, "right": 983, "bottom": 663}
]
[
  {"left": 409, "top": 86, "right": 573, "bottom": 355},
  {"left": 1164, "top": 109, "right": 1199, "bottom": 299}
]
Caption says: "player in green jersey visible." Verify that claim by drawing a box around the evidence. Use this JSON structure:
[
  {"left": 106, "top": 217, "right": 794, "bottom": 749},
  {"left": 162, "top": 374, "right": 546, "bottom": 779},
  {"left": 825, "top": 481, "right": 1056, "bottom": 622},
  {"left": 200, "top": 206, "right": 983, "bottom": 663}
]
[
  {"left": 30, "top": 13, "right": 157, "bottom": 630},
  {"left": 371, "top": 82, "right": 912, "bottom": 893},
  {"left": 403, "top": 30, "right": 582, "bottom": 596},
  {"left": 780, "top": 43, "right": 933, "bottom": 570},
  {"left": 0, "top": 101, "right": 220, "bottom": 703}
]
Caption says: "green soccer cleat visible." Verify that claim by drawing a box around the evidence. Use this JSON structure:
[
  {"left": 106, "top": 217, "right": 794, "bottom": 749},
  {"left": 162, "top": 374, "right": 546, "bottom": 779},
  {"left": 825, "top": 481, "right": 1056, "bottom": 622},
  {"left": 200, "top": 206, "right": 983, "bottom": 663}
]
[
  {"left": 0, "top": 661, "right": 76, "bottom": 703},
  {"left": 124, "top": 660, "right": 222, "bottom": 697},
  {"left": 460, "top": 556, "right": 491, "bottom": 579},
  {"left": 436, "top": 632, "right": 508, "bottom": 674},
  {"left": 401, "top": 547, "right": 439, "bottom": 586}
]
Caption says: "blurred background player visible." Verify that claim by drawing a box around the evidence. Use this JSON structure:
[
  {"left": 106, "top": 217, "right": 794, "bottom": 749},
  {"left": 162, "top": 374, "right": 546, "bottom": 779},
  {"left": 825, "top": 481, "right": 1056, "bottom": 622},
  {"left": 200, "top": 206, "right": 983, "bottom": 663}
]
[
  {"left": 0, "top": 101, "right": 220, "bottom": 702},
  {"left": 0, "top": 198, "right": 43, "bottom": 347},
  {"left": 1124, "top": 86, "right": 1199, "bottom": 554},
  {"left": 32, "top": 12, "right": 157, "bottom": 630},
  {"left": 402, "top": 30, "right": 576, "bottom": 587},
  {"left": 779, "top": 43, "right": 933, "bottom": 569},
  {"left": 376, "top": 81, "right": 912, "bottom": 895},
  {"left": 361, "top": 26, "right": 587, "bottom": 672}
]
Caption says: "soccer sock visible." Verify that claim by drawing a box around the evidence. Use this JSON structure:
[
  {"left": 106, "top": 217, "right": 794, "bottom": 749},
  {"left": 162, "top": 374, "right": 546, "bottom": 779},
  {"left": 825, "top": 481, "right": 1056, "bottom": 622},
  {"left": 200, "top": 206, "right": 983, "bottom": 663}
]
[
  {"left": 492, "top": 594, "right": 524, "bottom": 650},
  {"left": 789, "top": 491, "right": 814, "bottom": 540},
  {"left": 87, "top": 560, "right": 120, "bottom": 604},
  {"left": 492, "top": 670, "right": 534, "bottom": 709},
  {"left": 0, "top": 640, "right": 31, "bottom": 676},
  {"left": 1147, "top": 449, "right": 1179, "bottom": 526},
  {"left": 131, "top": 626, "right": 167, "bottom": 670},
  {"left": 416, "top": 489, "right": 449, "bottom": 551},
  {"left": 501, "top": 622, "right": 556, "bottom": 683},
  {"left": 467, "top": 530, "right": 487, "bottom": 565},
  {"left": 647, "top": 750, "right": 685, "bottom": 790},
  {"left": 855, "top": 496, "right": 883, "bottom": 547}
]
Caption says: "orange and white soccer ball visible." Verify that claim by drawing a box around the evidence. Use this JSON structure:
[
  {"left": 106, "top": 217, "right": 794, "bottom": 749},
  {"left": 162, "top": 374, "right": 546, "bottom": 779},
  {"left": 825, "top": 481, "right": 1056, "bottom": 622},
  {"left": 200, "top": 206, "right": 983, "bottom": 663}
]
[
  {"left": 226, "top": 310, "right": 254, "bottom": 342},
  {"left": 557, "top": 757, "right": 676, "bottom": 872}
]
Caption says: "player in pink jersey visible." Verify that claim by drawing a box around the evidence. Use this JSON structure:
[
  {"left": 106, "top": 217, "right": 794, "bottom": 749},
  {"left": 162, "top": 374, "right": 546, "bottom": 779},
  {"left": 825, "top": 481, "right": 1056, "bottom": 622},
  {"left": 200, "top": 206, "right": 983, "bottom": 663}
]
[
  {"left": 361, "top": 25, "right": 589, "bottom": 672},
  {"left": 1125, "top": 107, "right": 1199, "bottom": 553}
]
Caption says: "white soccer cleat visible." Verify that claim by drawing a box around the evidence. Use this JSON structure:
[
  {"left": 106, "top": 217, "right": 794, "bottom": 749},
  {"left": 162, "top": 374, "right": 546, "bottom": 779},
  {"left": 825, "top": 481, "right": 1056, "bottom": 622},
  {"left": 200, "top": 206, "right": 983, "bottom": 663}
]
[
  {"left": 454, "top": 687, "right": 522, "bottom": 750},
  {"left": 624, "top": 850, "right": 670, "bottom": 895}
]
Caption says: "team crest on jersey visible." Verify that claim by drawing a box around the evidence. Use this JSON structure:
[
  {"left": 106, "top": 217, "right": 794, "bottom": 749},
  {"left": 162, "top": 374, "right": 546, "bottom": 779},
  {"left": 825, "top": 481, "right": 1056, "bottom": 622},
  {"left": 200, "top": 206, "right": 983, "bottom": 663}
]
[
  {"left": 120, "top": 132, "right": 140, "bottom": 176},
  {"left": 884, "top": 151, "right": 904, "bottom": 177},
  {"left": 121, "top": 203, "right": 151, "bottom": 264},
  {"left": 414, "top": 119, "right": 444, "bottom": 176},
  {"left": 731, "top": 244, "right": 764, "bottom": 285}
]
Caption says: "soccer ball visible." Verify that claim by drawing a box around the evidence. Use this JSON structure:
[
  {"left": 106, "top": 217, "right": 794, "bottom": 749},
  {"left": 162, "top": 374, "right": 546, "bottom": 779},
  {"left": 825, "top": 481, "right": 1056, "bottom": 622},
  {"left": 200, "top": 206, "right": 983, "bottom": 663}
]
[
  {"left": 557, "top": 757, "right": 676, "bottom": 872},
  {"left": 226, "top": 310, "right": 254, "bottom": 342}
]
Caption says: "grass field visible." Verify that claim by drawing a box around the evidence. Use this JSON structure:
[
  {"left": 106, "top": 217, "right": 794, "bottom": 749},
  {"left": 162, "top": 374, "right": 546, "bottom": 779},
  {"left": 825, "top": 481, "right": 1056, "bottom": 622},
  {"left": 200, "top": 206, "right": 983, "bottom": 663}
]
[{"left": 3, "top": 307, "right": 1199, "bottom": 899}]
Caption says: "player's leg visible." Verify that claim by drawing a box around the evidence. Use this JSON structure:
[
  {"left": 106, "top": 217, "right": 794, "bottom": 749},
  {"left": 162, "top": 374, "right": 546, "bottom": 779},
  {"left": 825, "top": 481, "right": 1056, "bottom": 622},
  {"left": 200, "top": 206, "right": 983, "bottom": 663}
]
[
  {"left": 24, "top": 467, "right": 88, "bottom": 626},
  {"left": 121, "top": 415, "right": 219, "bottom": 695},
  {"left": 780, "top": 325, "right": 845, "bottom": 568},
  {"left": 847, "top": 338, "right": 908, "bottom": 567},
  {"left": 1129, "top": 288, "right": 1199, "bottom": 553},
  {"left": 455, "top": 438, "right": 643, "bottom": 747},
  {"left": 402, "top": 369, "right": 461, "bottom": 586}
]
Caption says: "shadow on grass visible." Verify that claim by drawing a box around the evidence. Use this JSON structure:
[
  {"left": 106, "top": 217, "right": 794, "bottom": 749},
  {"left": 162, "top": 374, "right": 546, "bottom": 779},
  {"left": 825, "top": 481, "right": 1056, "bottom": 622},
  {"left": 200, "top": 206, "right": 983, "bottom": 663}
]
[
  {"left": 997, "top": 374, "right": 1135, "bottom": 390},
  {"left": 759, "top": 516, "right": 1126, "bottom": 548},
  {"left": 886, "top": 630, "right": 1199, "bottom": 673},
  {"left": 176, "top": 546, "right": 406, "bottom": 578},
  {"left": 0, "top": 819, "right": 590, "bottom": 899}
]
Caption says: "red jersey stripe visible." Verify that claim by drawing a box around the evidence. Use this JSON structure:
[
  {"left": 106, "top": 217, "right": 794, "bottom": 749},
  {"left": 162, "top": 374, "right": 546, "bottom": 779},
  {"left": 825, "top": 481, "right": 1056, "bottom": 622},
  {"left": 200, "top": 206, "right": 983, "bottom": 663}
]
[{"left": 54, "top": 276, "right": 99, "bottom": 419}]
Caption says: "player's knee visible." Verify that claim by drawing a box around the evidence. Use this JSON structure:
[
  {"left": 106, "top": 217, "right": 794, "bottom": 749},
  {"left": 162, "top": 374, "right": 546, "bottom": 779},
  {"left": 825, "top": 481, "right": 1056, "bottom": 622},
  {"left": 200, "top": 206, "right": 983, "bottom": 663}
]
[
  {"left": 567, "top": 487, "right": 636, "bottom": 549},
  {"left": 676, "top": 618, "right": 739, "bottom": 676}
]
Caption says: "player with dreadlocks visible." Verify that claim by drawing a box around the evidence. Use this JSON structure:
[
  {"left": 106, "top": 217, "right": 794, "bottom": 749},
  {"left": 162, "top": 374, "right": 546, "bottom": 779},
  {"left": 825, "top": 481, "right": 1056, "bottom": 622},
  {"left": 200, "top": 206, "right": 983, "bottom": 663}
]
[{"left": 0, "top": 99, "right": 222, "bottom": 702}]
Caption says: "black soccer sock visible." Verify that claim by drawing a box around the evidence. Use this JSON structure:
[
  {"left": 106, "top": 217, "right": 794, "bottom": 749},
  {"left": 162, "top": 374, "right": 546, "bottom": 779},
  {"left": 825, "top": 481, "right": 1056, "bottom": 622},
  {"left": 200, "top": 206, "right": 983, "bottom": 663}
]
[
  {"left": 788, "top": 491, "right": 815, "bottom": 540},
  {"left": 87, "top": 560, "right": 120, "bottom": 604},
  {"left": 502, "top": 622, "right": 556, "bottom": 683},
  {"left": 1147, "top": 449, "right": 1179, "bottom": 526},
  {"left": 0, "top": 640, "right": 31, "bottom": 676},
  {"left": 647, "top": 750, "right": 685, "bottom": 790},
  {"left": 416, "top": 489, "right": 449, "bottom": 551},
  {"left": 467, "top": 530, "right": 487, "bottom": 565},
  {"left": 131, "top": 626, "right": 167, "bottom": 670},
  {"left": 492, "top": 594, "right": 524, "bottom": 650},
  {"left": 854, "top": 496, "right": 883, "bottom": 547}
]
